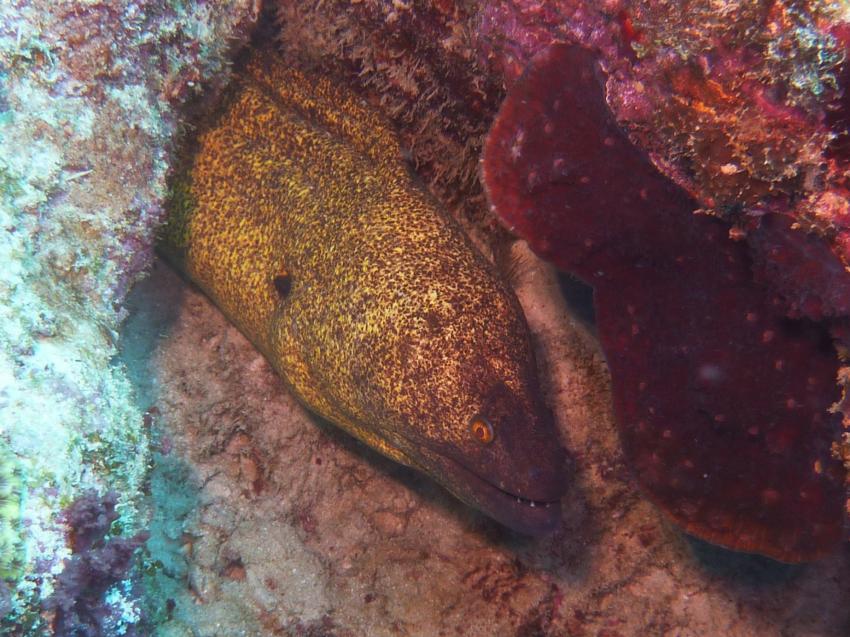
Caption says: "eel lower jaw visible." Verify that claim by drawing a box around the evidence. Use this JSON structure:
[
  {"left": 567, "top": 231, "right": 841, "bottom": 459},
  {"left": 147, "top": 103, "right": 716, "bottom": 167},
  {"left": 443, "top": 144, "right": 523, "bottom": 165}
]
[
  {"left": 364, "top": 430, "right": 564, "bottom": 536},
  {"left": 417, "top": 449, "right": 563, "bottom": 537}
]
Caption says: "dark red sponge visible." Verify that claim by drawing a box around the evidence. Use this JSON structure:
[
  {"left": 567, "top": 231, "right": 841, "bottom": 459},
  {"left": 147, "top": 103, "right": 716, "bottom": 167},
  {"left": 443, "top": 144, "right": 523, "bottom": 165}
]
[{"left": 482, "top": 42, "right": 845, "bottom": 562}]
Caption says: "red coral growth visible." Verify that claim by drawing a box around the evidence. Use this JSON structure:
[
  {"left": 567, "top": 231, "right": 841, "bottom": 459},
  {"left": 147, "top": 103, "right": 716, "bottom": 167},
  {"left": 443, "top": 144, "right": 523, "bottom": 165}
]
[{"left": 482, "top": 43, "right": 845, "bottom": 562}]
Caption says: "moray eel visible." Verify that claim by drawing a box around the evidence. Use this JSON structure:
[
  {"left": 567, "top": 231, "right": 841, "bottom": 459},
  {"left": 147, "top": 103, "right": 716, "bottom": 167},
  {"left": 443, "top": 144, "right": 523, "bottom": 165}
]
[{"left": 161, "top": 52, "right": 568, "bottom": 535}]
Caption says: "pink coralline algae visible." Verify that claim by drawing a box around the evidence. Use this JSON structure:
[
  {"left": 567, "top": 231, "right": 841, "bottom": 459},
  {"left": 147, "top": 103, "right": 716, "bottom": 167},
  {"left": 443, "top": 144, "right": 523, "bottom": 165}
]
[
  {"left": 482, "top": 43, "right": 846, "bottom": 562},
  {"left": 478, "top": 1, "right": 850, "bottom": 323}
]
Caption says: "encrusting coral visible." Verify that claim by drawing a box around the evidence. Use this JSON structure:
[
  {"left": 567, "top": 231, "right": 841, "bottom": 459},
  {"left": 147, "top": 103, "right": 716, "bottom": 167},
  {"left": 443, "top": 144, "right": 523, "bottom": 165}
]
[
  {"left": 43, "top": 492, "right": 148, "bottom": 637},
  {"left": 0, "top": 0, "right": 258, "bottom": 631}
]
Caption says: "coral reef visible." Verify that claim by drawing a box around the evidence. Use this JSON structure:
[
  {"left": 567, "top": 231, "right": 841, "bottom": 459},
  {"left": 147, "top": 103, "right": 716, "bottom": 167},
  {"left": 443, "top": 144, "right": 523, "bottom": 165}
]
[
  {"left": 481, "top": 42, "right": 845, "bottom": 562},
  {"left": 0, "top": 0, "right": 258, "bottom": 630},
  {"left": 43, "top": 492, "right": 148, "bottom": 637},
  {"left": 0, "top": 0, "right": 842, "bottom": 631},
  {"left": 268, "top": 0, "right": 850, "bottom": 562},
  {"left": 107, "top": 0, "right": 850, "bottom": 621}
]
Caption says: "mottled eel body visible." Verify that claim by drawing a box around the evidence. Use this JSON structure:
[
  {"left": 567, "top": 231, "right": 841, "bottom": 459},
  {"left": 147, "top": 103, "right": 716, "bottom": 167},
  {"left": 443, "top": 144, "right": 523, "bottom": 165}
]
[{"left": 162, "top": 53, "right": 567, "bottom": 534}]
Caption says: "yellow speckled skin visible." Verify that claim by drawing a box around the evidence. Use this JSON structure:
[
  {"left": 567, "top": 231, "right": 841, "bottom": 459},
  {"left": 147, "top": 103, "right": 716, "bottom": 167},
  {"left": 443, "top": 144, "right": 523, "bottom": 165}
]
[{"left": 162, "top": 52, "right": 567, "bottom": 534}]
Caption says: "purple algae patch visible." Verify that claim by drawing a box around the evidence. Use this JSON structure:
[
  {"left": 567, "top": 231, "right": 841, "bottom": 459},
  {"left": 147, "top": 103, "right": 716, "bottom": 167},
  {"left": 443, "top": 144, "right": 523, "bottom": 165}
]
[{"left": 44, "top": 491, "right": 148, "bottom": 637}]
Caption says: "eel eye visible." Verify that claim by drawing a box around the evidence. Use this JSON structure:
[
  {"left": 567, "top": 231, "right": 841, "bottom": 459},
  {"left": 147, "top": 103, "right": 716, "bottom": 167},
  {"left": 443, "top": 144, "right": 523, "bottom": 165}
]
[{"left": 470, "top": 416, "right": 494, "bottom": 444}]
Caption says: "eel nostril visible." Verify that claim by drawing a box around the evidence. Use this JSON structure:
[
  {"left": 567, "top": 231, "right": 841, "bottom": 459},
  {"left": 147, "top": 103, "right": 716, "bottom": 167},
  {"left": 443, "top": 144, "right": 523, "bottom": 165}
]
[{"left": 273, "top": 270, "right": 292, "bottom": 297}]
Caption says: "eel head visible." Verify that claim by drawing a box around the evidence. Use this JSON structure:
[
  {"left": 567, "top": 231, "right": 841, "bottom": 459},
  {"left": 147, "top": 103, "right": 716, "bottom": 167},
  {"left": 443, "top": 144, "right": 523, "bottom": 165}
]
[{"left": 281, "top": 271, "right": 572, "bottom": 537}]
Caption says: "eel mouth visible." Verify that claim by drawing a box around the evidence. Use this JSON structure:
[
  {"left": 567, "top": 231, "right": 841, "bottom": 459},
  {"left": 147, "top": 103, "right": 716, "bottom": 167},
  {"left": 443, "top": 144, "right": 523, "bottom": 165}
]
[{"left": 418, "top": 448, "right": 563, "bottom": 537}]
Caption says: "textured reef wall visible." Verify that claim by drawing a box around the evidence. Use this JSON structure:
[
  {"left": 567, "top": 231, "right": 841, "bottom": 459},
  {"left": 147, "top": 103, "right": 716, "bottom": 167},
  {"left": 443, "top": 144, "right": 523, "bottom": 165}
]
[
  {"left": 274, "top": 0, "right": 505, "bottom": 224},
  {"left": 0, "top": 1, "right": 257, "bottom": 632}
]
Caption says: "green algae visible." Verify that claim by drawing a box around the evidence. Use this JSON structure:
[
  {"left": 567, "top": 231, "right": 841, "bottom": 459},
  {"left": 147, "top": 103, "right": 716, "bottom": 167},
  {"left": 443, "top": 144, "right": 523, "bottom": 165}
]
[{"left": 0, "top": 441, "right": 24, "bottom": 583}]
